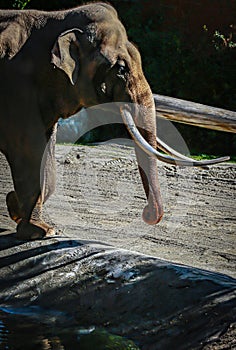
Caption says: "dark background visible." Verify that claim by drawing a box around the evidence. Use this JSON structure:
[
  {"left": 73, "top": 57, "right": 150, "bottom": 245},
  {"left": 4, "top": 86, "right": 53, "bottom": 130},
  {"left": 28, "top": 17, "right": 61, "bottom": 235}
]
[{"left": 1, "top": 0, "right": 235, "bottom": 156}]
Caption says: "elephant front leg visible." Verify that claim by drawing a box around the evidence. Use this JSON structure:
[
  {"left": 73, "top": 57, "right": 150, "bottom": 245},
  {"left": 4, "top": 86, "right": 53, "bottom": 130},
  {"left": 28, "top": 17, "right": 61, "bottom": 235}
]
[
  {"left": 7, "top": 149, "right": 55, "bottom": 240},
  {"left": 6, "top": 190, "right": 22, "bottom": 224},
  {"left": 6, "top": 191, "right": 55, "bottom": 239},
  {"left": 16, "top": 191, "right": 55, "bottom": 241}
]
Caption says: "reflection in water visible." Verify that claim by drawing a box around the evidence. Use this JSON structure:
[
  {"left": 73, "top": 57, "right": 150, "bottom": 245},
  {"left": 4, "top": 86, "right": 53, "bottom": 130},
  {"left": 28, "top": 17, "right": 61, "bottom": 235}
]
[
  {"left": 0, "top": 309, "right": 139, "bottom": 350},
  {"left": 0, "top": 319, "right": 8, "bottom": 349}
]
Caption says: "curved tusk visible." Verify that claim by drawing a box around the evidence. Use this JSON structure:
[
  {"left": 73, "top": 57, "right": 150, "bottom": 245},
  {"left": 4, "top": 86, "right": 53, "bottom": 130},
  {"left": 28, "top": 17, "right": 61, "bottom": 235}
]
[
  {"left": 156, "top": 136, "right": 209, "bottom": 169},
  {"left": 120, "top": 107, "right": 230, "bottom": 167}
]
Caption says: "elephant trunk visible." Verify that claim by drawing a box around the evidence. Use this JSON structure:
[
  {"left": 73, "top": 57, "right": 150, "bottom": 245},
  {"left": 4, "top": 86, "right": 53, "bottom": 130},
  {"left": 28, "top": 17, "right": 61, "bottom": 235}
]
[
  {"left": 121, "top": 94, "right": 164, "bottom": 225},
  {"left": 136, "top": 145, "right": 164, "bottom": 225},
  {"left": 137, "top": 98, "right": 163, "bottom": 225}
]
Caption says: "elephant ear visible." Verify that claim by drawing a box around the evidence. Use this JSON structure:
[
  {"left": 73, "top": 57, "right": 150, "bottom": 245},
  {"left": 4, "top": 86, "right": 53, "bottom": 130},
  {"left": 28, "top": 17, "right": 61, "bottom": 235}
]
[
  {"left": 51, "top": 29, "right": 83, "bottom": 85},
  {"left": 0, "top": 21, "right": 30, "bottom": 59}
]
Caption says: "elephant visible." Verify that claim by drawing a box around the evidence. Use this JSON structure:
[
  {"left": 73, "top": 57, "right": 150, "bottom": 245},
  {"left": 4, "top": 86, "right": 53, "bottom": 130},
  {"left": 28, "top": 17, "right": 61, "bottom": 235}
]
[{"left": 0, "top": 3, "right": 229, "bottom": 240}]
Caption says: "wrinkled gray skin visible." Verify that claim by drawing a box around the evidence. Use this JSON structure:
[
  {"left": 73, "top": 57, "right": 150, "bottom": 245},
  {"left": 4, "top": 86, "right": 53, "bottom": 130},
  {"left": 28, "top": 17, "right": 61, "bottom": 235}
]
[{"left": 0, "top": 3, "right": 162, "bottom": 240}]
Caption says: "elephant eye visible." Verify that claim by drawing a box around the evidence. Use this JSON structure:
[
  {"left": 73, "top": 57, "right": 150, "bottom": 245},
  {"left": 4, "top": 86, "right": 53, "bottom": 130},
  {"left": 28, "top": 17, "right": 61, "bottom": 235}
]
[
  {"left": 100, "top": 82, "right": 107, "bottom": 94},
  {"left": 117, "top": 60, "right": 128, "bottom": 80},
  {"left": 118, "top": 66, "right": 126, "bottom": 76}
]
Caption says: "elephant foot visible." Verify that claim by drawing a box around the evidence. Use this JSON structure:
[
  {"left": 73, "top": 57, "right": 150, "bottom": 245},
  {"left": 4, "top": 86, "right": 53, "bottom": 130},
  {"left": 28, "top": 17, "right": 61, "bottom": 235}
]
[
  {"left": 16, "top": 221, "right": 46, "bottom": 240},
  {"left": 6, "top": 191, "right": 21, "bottom": 223},
  {"left": 7, "top": 191, "right": 55, "bottom": 240},
  {"left": 31, "top": 219, "right": 56, "bottom": 237},
  {"left": 16, "top": 221, "right": 55, "bottom": 241}
]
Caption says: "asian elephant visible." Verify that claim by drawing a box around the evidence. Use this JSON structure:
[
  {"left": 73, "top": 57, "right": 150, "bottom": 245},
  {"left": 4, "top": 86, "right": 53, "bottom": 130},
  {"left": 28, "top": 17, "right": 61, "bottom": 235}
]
[{"left": 0, "top": 3, "right": 228, "bottom": 240}]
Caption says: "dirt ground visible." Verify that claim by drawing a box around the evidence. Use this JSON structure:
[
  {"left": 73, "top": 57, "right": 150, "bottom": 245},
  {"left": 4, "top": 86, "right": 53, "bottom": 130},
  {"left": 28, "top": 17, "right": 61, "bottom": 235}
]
[
  {"left": 0, "top": 143, "right": 235, "bottom": 277},
  {"left": 0, "top": 143, "right": 235, "bottom": 349}
]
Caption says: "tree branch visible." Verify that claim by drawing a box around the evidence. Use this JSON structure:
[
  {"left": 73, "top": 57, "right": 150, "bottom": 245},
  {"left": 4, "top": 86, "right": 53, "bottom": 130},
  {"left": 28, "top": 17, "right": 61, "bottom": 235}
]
[{"left": 154, "top": 94, "right": 236, "bottom": 133}]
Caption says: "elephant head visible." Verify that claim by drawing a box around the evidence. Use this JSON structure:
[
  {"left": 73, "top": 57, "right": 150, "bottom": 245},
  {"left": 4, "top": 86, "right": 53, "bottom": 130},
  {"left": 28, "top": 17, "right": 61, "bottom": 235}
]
[
  {"left": 50, "top": 3, "right": 228, "bottom": 225},
  {"left": 49, "top": 5, "right": 164, "bottom": 224}
]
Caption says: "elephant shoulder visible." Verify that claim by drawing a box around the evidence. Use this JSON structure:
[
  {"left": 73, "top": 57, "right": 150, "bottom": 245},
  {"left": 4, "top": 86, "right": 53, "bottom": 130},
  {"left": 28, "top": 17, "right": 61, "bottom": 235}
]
[{"left": 0, "top": 11, "right": 35, "bottom": 59}]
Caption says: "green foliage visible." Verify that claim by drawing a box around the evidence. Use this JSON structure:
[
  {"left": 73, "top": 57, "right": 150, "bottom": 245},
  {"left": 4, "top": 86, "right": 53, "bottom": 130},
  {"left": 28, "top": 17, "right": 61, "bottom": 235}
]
[
  {"left": 213, "top": 28, "right": 236, "bottom": 50},
  {"left": 79, "top": 329, "right": 140, "bottom": 350},
  {"left": 0, "top": 0, "right": 84, "bottom": 10},
  {"left": 12, "top": 0, "right": 31, "bottom": 9},
  {"left": 110, "top": 2, "right": 236, "bottom": 111},
  {"left": 192, "top": 154, "right": 236, "bottom": 163},
  {"left": 110, "top": 1, "right": 236, "bottom": 155}
]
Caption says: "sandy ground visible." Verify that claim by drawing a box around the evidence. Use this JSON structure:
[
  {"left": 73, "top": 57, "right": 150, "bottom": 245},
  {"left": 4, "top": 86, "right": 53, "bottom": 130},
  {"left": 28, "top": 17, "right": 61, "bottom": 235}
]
[
  {"left": 0, "top": 143, "right": 235, "bottom": 278},
  {"left": 0, "top": 143, "right": 235, "bottom": 349}
]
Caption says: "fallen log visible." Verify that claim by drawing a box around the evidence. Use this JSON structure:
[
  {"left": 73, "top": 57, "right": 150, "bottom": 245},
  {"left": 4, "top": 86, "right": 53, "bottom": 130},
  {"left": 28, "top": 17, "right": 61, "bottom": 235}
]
[
  {"left": 0, "top": 234, "right": 235, "bottom": 349},
  {"left": 154, "top": 94, "right": 236, "bottom": 133}
]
